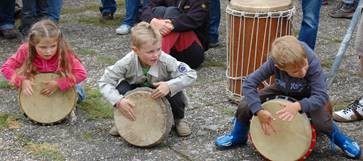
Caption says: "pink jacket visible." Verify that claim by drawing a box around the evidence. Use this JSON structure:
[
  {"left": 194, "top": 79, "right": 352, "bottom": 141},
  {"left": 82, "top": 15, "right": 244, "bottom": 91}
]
[{"left": 1, "top": 43, "right": 87, "bottom": 91}]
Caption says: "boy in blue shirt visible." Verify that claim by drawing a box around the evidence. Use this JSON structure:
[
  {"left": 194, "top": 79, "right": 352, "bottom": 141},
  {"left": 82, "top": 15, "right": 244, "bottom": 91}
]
[{"left": 215, "top": 36, "right": 361, "bottom": 159}]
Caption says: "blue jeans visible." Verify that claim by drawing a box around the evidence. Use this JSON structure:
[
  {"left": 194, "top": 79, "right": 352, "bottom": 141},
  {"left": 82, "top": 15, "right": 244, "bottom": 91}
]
[
  {"left": 100, "top": 0, "right": 149, "bottom": 26},
  {"left": 209, "top": 0, "right": 220, "bottom": 44},
  {"left": 48, "top": 0, "right": 63, "bottom": 22},
  {"left": 20, "top": 0, "right": 48, "bottom": 34},
  {"left": 76, "top": 84, "right": 86, "bottom": 103},
  {"left": 0, "top": 0, "right": 16, "bottom": 30},
  {"left": 298, "top": 0, "right": 322, "bottom": 50}
]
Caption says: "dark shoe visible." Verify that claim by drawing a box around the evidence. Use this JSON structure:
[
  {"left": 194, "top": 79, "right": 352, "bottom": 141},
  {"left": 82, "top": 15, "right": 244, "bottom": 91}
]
[
  {"left": 214, "top": 118, "right": 249, "bottom": 150},
  {"left": 100, "top": 12, "right": 114, "bottom": 21},
  {"left": 329, "top": 3, "right": 356, "bottom": 18},
  {"left": 0, "top": 28, "right": 18, "bottom": 39},
  {"left": 328, "top": 123, "right": 361, "bottom": 159}
]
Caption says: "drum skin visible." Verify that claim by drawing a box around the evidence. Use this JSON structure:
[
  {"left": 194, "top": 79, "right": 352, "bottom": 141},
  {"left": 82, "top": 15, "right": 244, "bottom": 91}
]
[
  {"left": 114, "top": 87, "right": 173, "bottom": 147},
  {"left": 19, "top": 73, "right": 76, "bottom": 124},
  {"left": 250, "top": 98, "right": 315, "bottom": 161},
  {"left": 226, "top": 0, "right": 294, "bottom": 97}
]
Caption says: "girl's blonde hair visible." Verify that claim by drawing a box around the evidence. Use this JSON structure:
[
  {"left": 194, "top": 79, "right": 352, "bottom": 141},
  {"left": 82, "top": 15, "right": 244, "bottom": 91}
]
[
  {"left": 270, "top": 35, "right": 307, "bottom": 69},
  {"left": 19, "top": 19, "right": 76, "bottom": 82},
  {"left": 131, "top": 21, "right": 162, "bottom": 48}
]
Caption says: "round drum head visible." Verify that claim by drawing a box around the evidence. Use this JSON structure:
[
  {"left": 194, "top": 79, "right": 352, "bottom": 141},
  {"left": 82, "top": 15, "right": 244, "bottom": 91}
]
[
  {"left": 19, "top": 73, "right": 76, "bottom": 124},
  {"left": 114, "top": 87, "right": 173, "bottom": 147},
  {"left": 250, "top": 99, "right": 312, "bottom": 161},
  {"left": 229, "top": 0, "right": 292, "bottom": 12}
]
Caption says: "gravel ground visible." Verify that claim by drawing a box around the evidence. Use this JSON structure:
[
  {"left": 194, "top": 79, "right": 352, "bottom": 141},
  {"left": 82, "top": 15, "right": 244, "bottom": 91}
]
[{"left": 0, "top": 0, "right": 362, "bottom": 161}]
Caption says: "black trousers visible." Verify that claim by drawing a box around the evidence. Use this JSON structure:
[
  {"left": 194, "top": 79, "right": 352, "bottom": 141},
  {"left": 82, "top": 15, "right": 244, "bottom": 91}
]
[
  {"left": 116, "top": 80, "right": 186, "bottom": 120},
  {"left": 235, "top": 85, "right": 333, "bottom": 134}
]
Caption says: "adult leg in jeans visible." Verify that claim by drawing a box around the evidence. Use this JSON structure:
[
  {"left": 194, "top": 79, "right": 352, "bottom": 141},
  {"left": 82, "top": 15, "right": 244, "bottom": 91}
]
[
  {"left": 36, "top": 0, "right": 48, "bottom": 20},
  {"left": 48, "top": 0, "right": 63, "bottom": 22},
  {"left": 20, "top": 0, "right": 36, "bottom": 35},
  {"left": 0, "top": 0, "right": 17, "bottom": 39},
  {"left": 122, "top": 0, "right": 141, "bottom": 26},
  {"left": 99, "top": 0, "right": 117, "bottom": 15},
  {"left": 298, "top": 0, "right": 322, "bottom": 50},
  {"left": 208, "top": 0, "right": 220, "bottom": 47}
]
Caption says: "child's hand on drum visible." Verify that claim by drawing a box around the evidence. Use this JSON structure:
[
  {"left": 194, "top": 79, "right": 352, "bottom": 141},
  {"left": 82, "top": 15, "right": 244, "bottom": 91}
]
[
  {"left": 40, "top": 80, "right": 59, "bottom": 96},
  {"left": 21, "top": 79, "right": 34, "bottom": 96},
  {"left": 276, "top": 102, "right": 301, "bottom": 121},
  {"left": 116, "top": 98, "right": 136, "bottom": 121},
  {"left": 257, "top": 109, "right": 276, "bottom": 136},
  {"left": 152, "top": 82, "right": 170, "bottom": 99}
]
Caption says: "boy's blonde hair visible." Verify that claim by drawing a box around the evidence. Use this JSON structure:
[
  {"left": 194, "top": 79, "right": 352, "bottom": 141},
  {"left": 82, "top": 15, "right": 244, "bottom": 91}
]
[
  {"left": 131, "top": 22, "right": 162, "bottom": 48},
  {"left": 270, "top": 35, "right": 307, "bottom": 69}
]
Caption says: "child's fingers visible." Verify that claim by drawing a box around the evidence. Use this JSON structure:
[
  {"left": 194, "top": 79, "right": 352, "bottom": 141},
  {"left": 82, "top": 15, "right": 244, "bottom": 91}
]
[{"left": 125, "top": 100, "right": 135, "bottom": 107}]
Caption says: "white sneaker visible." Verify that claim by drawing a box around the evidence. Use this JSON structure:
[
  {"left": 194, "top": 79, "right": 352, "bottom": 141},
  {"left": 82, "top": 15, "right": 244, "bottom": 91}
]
[
  {"left": 333, "top": 98, "right": 363, "bottom": 122},
  {"left": 116, "top": 24, "right": 131, "bottom": 35}
]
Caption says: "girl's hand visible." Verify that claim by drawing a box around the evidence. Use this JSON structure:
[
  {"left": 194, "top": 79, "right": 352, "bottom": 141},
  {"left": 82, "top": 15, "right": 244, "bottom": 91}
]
[
  {"left": 21, "top": 79, "right": 34, "bottom": 96},
  {"left": 276, "top": 102, "right": 301, "bottom": 121},
  {"left": 116, "top": 98, "right": 136, "bottom": 121},
  {"left": 40, "top": 80, "right": 58, "bottom": 96},
  {"left": 151, "top": 82, "right": 170, "bottom": 99},
  {"left": 256, "top": 110, "right": 276, "bottom": 136}
]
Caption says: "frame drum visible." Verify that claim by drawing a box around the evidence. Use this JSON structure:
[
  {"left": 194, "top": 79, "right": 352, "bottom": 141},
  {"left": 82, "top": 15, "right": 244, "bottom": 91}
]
[
  {"left": 19, "top": 73, "right": 76, "bottom": 124},
  {"left": 114, "top": 87, "right": 173, "bottom": 147}
]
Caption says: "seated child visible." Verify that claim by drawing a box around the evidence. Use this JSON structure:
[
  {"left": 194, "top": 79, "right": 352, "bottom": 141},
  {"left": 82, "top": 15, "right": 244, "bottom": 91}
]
[
  {"left": 1, "top": 19, "right": 87, "bottom": 120},
  {"left": 214, "top": 35, "right": 362, "bottom": 159},
  {"left": 98, "top": 21, "right": 197, "bottom": 137}
]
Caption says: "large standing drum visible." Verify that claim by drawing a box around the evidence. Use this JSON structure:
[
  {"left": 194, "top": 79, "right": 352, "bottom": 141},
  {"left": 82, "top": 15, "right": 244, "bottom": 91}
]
[
  {"left": 250, "top": 96, "right": 316, "bottom": 161},
  {"left": 114, "top": 87, "right": 174, "bottom": 147},
  {"left": 226, "top": 0, "right": 295, "bottom": 98},
  {"left": 19, "top": 73, "right": 76, "bottom": 124}
]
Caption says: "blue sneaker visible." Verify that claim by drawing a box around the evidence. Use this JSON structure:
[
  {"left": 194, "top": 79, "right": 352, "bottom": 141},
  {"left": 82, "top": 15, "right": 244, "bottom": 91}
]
[
  {"left": 329, "top": 123, "right": 361, "bottom": 159},
  {"left": 76, "top": 84, "right": 86, "bottom": 103},
  {"left": 215, "top": 118, "right": 249, "bottom": 150}
]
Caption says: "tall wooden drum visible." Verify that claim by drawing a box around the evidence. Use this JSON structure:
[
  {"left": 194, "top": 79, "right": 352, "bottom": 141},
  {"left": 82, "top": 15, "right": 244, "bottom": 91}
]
[
  {"left": 19, "top": 73, "right": 76, "bottom": 124},
  {"left": 250, "top": 96, "right": 316, "bottom": 161},
  {"left": 226, "top": 0, "right": 295, "bottom": 99},
  {"left": 114, "top": 87, "right": 173, "bottom": 147}
]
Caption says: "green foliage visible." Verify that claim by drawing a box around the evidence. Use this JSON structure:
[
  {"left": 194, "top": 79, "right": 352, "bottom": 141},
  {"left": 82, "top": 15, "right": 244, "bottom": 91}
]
[
  {"left": 0, "top": 113, "right": 9, "bottom": 129},
  {"left": 24, "top": 142, "right": 65, "bottom": 161},
  {"left": 77, "top": 86, "right": 113, "bottom": 120},
  {"left": 0, "top": 80, "right": 12, "bottom": 89}
]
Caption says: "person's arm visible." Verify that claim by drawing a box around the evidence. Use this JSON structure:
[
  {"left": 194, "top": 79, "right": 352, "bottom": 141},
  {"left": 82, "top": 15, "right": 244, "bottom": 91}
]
[
  {"left": 140, "top": 0, "right": 165, "bottom": 22},
  {"left": 165, "top": 55, "right": 197, "bottom": 96},
  {"left": 98, "top": 55, "right": 130, "bottom": 106},
  {"left": 243, "top": 58, "right": 275, "bottom": 114},
  {"left": 56, "top": 54, "right": 87, "bottom": 91},
  {"left": 298, "top": 46, "right": 329, "bottom": 112},
  {"left": 0, "top": 43, "right": 28, "bottom": 87},
  {"left": 171, "top": 1, "right": 209, "bottom": 32}
]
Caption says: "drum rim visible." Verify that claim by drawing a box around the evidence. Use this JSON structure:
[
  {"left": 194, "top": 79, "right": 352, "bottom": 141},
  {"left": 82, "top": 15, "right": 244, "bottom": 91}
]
[
  {"left": 18, "top": 73, "right": 76, "bottom": 124},
  {"left": 114, "top": 87, "right": 173, "bottom": 147},
  {"left": 228, "top": 0, "right": 293, "bottom": 13},
  {"left": 249, "top": 97, "right": 316, "bottom": 160}
]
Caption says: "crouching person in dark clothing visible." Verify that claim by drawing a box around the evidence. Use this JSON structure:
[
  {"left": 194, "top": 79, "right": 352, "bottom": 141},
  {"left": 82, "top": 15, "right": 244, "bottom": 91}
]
[{"left": 140, "top": 0, "right": 209, "bottom": 69}]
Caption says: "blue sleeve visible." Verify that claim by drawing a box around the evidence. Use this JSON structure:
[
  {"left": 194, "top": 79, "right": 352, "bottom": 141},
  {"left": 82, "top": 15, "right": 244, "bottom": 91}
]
[
  {"left": 242, "top": 58, "right": 275, "bottom": 114},
  {"left": 299, "top": 46, "right": 329, "bottom": 112}
]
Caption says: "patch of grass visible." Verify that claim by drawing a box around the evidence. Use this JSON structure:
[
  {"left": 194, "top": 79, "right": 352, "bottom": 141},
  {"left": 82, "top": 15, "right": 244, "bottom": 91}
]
[
  {"left": 0, "top": 80, "right": 12, "bottom": 89},
  {"left": 332, "top": 100, "right": 354, "bottom": 111},
  {"left": 330, "top": 36, "right": 342, "bottom": 43},
  {"left": 320, "top": 58, "right": 334, "bottom": 69},
  {"left": 77, "top": 48, "right": 97, "bottom": 56},
  {"left": 96, "top": 55, "right": 117, "bottom": 65},
  {"left": 222, "top": 107, "right": 235, "bottom": 116},
  {"left": 83, "top": 132, "right": 93, "bottom": 141},
  {"left": 24, "top": 142, "right": 64, "bottom": 161},
  {"left": 0, "top": 113, "right": 20, "bottom": 129},
  {"left": 61, "top": 3, "right": 100, "bottom": 15},
  {"left": 76, "top": 15, "right": 124, "bottom": 27},
  {"left": 202, "top": 59, "right": 226, "bottom": 68},
  {"left": 78, "top": 86, "right": 113, "bottom": 120}
]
